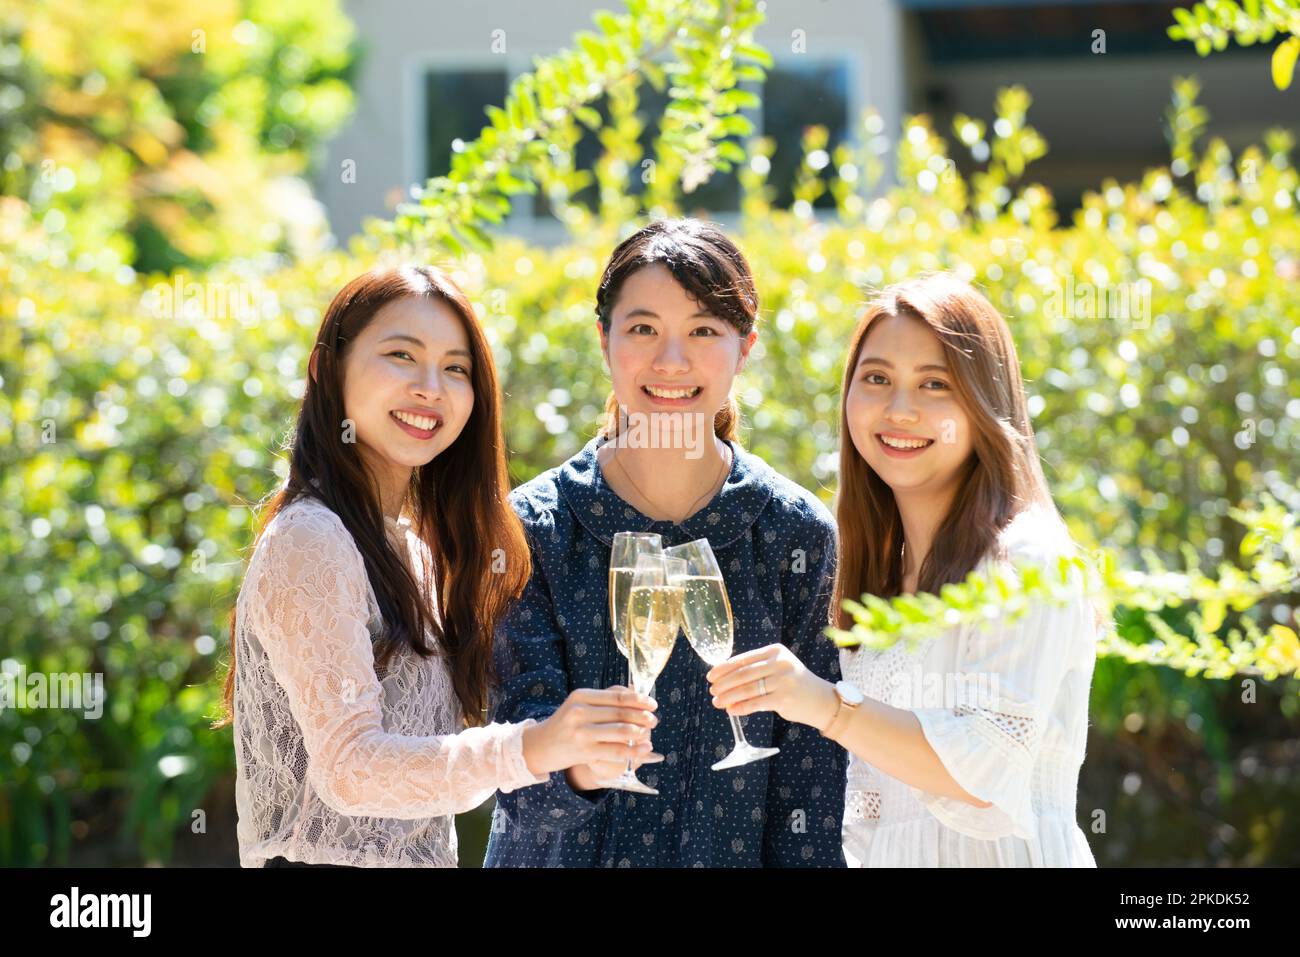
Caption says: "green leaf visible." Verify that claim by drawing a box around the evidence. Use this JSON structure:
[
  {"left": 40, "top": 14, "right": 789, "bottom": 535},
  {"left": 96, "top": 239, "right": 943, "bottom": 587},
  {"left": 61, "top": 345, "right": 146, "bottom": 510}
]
[
  {"left": 642, "top": 60, "right": 667, "bottom": 91},
  {"left": 440, "top": 229, "right": 465, "bottom": 257},
  {"left": 577, "top": 106, "right": 604, "bottom": 131},
  {"left": 719, "top": 88, "right": 760, "bottom": 112},
  {"left": 1272, "top": 36, "right": 1300, "bottom": 90},
  {"left": 577, "top": 32, "right": 609, "bottom": 69},
  {"left": 735, "top": 42, "right": 774, "bottom": 68},
  {"left": 594, "top": 10, "right": 622, "bottom": 35},
  {"left": 457, "top": 221, "right": 493, "bottom": 250},
  {"left": 720, "top": 114, "right": 754, "bottom": 136},
  {"left": 717, "top": 139, "right": 746, "bottom": 163},
  {"left": 1201, "top": 599, "right": 1226, "bottom": 634}
]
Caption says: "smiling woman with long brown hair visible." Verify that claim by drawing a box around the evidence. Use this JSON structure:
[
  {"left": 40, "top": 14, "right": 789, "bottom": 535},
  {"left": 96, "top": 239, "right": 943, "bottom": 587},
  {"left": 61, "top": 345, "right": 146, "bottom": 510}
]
[
  {"left": 708, "top": 272, "right": 1099, "bottom": 867},
  {"left": 215, "top": 265, "right": 657, "bottom": 867}
]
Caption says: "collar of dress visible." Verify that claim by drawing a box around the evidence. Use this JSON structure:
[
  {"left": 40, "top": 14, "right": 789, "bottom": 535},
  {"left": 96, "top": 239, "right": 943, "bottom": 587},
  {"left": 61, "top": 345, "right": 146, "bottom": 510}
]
[{"left": 555, "top": 434, "right": 774, "bottom": 549}]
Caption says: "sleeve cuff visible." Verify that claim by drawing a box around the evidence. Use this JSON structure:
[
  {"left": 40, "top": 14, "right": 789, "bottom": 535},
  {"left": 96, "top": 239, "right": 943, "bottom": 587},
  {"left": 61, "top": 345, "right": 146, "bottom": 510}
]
[
  {"left": 497, "top": 718, "right": 553, "bottom": 792},
  {"left": 912, "top": 707, "right": 1036, "bottom": 841},
  {"left": 496, "top": 763, "right": 613, "bottom": 832}
]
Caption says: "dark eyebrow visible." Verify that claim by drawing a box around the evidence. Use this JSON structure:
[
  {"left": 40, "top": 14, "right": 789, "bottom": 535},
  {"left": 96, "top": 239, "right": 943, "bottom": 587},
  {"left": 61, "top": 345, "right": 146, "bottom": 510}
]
[
  {"left": 622, "top": 308, "right": 716, "bottom": 321},
  {"left": 379, "top": 334, "right": 472, "bottom": 360},
  {"left": 379, "top": 334, "right": 426, "bottom": 348},
  {"left": 856, "top": 356, "right": 949, "bottom": 373}
]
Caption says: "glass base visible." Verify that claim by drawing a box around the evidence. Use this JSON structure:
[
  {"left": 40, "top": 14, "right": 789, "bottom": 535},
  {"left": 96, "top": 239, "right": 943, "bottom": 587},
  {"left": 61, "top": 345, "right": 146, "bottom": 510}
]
[
  {"left": 711, "top": 743, "right": 780, "bottom": 771},
  {"left": 592, "top": 770, "right": 659, "bottom": 795}
]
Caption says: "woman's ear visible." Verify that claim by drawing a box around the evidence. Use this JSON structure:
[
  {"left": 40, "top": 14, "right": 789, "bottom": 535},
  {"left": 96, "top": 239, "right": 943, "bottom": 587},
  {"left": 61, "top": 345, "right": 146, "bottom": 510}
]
[
  {"left": 596, "top": 320, "right": 610, "bottom": 370},
  {"left": 736, "top": 329, "right": 758, "bottom": 373}
]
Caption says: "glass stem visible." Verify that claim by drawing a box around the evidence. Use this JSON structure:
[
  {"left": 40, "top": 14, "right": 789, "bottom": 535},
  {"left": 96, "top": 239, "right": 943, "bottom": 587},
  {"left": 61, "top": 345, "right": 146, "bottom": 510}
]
[
  {"left": 729, "top": 712, "right": 750, "bottom": 748},
  {"left": 620, "top": 678, "right": 652, "bottom": 780}
]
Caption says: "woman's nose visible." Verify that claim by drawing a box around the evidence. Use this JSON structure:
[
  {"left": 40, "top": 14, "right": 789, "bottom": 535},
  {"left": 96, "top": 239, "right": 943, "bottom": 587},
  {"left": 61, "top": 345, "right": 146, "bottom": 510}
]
[
  {"left": 652, "top": 338, "right": 689, "bottom": 374},
  {"left": 413, "top": 367, "right": 445, "bottom": 400},
  {"left": 884, "top": 390, "right": 918, "bottom": 422}
]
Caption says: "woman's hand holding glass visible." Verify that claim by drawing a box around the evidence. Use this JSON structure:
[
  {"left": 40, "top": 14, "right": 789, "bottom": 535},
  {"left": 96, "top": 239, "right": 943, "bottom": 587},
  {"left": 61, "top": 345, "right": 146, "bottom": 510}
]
[
  {"left": 595, "top": 537, "right": 684, "bottom": 794},
  {"left": 705, "top": 643, "right": 837, "bottom": 730},
  {"left": 665, "top": 538, "right": 780, "bottom": 769},
  {"left": 530, "top": 685, "right": 662, "bottom": 786}
]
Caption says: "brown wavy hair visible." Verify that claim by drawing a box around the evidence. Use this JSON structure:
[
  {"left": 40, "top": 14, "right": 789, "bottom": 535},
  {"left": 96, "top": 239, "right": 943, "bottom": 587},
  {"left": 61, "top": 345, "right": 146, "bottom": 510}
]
[
  {"left": 594, "top": 218, "right": 758, "bottom": 441},
  {"left": 215, "top": 265, "right": 530, "bottom": 728},
  {"left": 833, "top": 273, "right": 1059, "bottom": 629}
]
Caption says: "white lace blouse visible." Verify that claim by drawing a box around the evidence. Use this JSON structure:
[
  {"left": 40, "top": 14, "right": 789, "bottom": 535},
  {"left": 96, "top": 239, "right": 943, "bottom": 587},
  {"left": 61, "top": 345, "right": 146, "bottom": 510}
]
[
  {"left": 839, "top": 506, "right": 1098, "bottom": 867},
  {"left": 232, "top": 495, "right": 549, "bottom": 867}
]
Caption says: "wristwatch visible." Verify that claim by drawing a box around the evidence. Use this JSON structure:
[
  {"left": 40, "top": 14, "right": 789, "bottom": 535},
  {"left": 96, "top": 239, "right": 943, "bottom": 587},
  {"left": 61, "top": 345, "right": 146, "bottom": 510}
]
[{"left": 820, "top": 680, "right": 865, "bottom": 739}]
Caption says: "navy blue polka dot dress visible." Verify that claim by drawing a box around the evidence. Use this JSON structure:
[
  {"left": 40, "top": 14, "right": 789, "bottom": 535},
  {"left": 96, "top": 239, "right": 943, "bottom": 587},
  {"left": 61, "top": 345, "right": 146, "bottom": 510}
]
[{"left": 483, "top": 435, "right": 847, "bottom": 868}]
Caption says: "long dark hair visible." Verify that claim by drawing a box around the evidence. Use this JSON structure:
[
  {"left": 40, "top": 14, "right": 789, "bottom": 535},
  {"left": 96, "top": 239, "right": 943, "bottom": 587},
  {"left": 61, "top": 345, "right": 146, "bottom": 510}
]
[
  {"left": 215, "top": 265, "right": 530, "bottom": 727},
  {"left": 594, "top": 218, "right": 758, "bottom": 441},
  {"left": 833, "top": 273, "right": 1059, "bottom": 628}
]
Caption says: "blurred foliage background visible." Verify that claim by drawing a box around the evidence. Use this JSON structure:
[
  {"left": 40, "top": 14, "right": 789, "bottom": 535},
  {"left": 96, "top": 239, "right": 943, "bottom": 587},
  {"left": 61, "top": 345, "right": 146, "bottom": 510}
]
[{"left": 1, "top": 0, "right": 1297, "bottom": 867}]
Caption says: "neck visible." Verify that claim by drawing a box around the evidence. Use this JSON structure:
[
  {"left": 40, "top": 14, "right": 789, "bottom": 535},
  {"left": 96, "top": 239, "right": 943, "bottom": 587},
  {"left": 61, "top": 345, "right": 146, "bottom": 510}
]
[
  {"left": 600, "top": 432, "right": 731, "bottom": 523},
  {"left": 893, "top": 480, "right": 960, "bottom": 584},
  {"left": 377, "top": 466, "right": 411, "bottom": 523}
]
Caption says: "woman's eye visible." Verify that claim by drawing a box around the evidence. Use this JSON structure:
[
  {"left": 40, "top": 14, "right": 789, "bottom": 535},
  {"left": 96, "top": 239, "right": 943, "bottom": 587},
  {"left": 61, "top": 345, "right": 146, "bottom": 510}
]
[
  {"left": 922, "top": 379, "right": 950, "bottom": 391},
  {"left": 691, "top": 326, "right": 719, "bottom": 337},
  {"left": 862, "top": 372, "right": 888, "bottom": 385},
  {"left": 629, "top": 323, "right": 655, "bottom": 335},
  {"left": 388, "top": 351, "right": 415, "bottom": 362},
  {"left": 447, "top": 364, "right": 470, "bottom": 376}
]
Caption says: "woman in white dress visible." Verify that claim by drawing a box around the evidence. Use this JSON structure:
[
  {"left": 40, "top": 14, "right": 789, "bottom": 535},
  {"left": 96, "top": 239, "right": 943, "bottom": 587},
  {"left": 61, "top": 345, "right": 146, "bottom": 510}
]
[
  {"left": 213, "top": 266, "right": 658, "bottom": 867},
  {"left": 706, "top": 273, "right": 1098, "bottom": 867}
]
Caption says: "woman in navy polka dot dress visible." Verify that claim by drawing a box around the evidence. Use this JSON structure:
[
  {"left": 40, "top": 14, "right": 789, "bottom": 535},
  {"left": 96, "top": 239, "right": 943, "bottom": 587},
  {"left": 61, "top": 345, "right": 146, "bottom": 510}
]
[{"left": 483, "top": 220, "right": 847, "bottom": 867}]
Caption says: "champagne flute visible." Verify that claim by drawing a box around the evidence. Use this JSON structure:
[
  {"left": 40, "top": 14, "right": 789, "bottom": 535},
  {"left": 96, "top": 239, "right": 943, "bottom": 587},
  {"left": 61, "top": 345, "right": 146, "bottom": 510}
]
[
  {"left": 597, "top": 551, "right": 684, "bottom": 794},
  {"left": 608, "top": 532, "right": 662, "bottom": 687},
  {"left": 665, "top": 538, "right": 780, "bottom": 770}
]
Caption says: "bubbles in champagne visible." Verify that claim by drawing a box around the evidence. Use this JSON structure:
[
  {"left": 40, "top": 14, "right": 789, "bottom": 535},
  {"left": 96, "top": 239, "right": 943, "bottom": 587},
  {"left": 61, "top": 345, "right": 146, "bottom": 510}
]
[
  {"left": 608, "top": 567, "right": 636, "bottom": 657},
  {"left": 676, "top": 576, "right": 734, "bottom": 665},
  {"left": 628, "top": 584, "right": 683, "bottom": 691}
]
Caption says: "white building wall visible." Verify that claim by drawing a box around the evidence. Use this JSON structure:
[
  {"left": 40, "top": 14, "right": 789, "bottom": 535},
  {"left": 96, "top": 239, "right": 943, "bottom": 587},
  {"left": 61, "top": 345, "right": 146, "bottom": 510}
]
[{"left": 317, "top": 0, "right": 906, "bottom": 243}]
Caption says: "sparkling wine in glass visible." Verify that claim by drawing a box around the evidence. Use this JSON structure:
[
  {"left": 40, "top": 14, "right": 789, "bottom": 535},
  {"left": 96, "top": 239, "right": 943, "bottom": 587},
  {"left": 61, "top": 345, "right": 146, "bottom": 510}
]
[
  {"left": 596, "top": 534, "right": 667, "bottom": 793},
  {"left": 596, "top": 552, "right": 683, "bottom": 795},
  {"left": 665, "top": 538, "right": 780, "bottom": 770},
  {"left": 608, "top": 532, "right": 662, "bottom": 682}
]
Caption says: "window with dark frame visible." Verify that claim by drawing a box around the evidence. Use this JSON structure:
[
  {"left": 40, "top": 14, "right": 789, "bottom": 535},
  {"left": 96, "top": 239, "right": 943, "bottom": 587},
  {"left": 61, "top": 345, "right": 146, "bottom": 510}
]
[
  {"left": 422, "top": 59, "right": 853, "bottom": 219},
  {"left": 423, "top": 68, "right": 510, "bottom": 180}
]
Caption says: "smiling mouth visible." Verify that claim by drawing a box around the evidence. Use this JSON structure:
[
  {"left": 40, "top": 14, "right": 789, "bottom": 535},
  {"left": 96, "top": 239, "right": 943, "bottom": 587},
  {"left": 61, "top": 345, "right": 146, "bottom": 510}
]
[
  {"left": 877, "top": 433, "right": 934, "bottom": 451},
  {"left": 642, "top": 385, "right": 702, "bottom": 400},
  {"left": 391, "top": 410, "right": 443, "bottom": 435}
]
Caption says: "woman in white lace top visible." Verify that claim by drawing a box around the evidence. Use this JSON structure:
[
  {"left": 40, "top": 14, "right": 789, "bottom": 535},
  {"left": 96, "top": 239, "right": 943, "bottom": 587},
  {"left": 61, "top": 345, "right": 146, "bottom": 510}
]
[
  {"left": 216, "top": 266, "right": 659, "bottom": 867},
  {"left": 707, "top": 273, "right": 1098, "bottom": 867}
]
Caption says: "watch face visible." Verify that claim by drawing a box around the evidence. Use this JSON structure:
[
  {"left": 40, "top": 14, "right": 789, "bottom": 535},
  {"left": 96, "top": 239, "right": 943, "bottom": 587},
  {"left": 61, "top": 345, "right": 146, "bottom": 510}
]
[{"left": 837, "top": 681, "right": 865, "bottom": 705}]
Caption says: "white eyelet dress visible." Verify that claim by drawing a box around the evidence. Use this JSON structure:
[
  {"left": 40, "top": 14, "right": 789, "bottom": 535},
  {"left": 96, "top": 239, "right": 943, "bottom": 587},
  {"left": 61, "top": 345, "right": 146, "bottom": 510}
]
[{"left": 839, "top": 506, "right": 1098, "bottom": 867}]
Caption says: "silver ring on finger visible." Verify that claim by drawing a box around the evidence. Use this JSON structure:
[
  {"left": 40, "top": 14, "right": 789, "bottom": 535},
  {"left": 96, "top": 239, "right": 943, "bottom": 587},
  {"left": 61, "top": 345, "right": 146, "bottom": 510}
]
[{"left": 758, "top": 676, "right": 767, "bottom": 696}]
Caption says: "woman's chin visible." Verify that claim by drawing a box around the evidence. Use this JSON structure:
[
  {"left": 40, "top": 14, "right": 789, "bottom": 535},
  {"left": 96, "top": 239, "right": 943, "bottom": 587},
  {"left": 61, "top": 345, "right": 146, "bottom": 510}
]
[
  {"left": 864, "top": 458, "right": 934, "bottom": 491},
  {"left": 376, "top": 441, "right": 445, "bottom": 470}
]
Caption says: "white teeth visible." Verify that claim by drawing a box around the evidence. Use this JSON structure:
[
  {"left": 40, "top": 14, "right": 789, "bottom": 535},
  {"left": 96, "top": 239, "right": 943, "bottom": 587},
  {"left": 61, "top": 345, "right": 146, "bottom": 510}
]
[
  {"left": 880, "top": 434, "right": 931, "bottom": 450},
  {"left": 644, "top": 386, "right": 700, "bottom": 399},
  {"left": 393, "top": 411, "right": 439, "bottom": 431}
]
